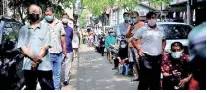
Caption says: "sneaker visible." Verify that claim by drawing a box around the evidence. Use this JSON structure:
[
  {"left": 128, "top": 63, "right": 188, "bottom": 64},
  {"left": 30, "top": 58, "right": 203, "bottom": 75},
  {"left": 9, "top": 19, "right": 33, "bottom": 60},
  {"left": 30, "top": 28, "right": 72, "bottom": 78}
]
[{"left": 63, "top": 81, "right": 69, "bottom": 86}]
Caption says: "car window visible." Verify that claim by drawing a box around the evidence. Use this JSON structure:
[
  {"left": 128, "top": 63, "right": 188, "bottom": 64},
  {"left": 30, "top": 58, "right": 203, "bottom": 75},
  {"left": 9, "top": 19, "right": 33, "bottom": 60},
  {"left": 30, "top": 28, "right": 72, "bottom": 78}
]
[
  {"left": 1, "top": 23, "right": 17, "bottom": 43},
  {"left": 11, "top": 22, "right": 22, "bottom": 34},
  {"left": 158, "top": 24, "right": 192, "bottom": 39}
]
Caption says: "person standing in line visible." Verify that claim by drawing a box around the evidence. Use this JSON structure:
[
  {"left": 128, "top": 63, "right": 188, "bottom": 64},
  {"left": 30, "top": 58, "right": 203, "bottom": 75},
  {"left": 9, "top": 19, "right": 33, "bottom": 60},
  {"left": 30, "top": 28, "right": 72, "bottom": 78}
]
[
  {"left": 43, "top": 7, "right": 67, "bottom": 90},
  {"left": 125, "top": 11, "right": 145, "bottom": 81},
  {"left": 188, "top": 22, "right": 206, "bottom": 90},
  {"left": 132, "top": 11, "right": 166, "bottom": 90},
  {"left": 61, "top": 13, "right": 73, "bottom": 85},
  {"left": 72, "top": 25, "right": 80, "bottom": 57},
  {"left": 116, "top": 12, "right": 130, "bottom": 45},
  {"left": 17, "top": 4, "right": 54, "bottom": 90},
  {"left": 99, "top": 36, "right": 105, "bottom": 56}
]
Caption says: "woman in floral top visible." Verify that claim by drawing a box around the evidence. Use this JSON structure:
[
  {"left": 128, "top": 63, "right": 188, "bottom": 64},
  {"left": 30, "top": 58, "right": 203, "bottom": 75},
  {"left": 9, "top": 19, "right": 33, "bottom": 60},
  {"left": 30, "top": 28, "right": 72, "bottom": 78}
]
[{"left": 161, "top": 42, "right": 192, "bottom": 90}]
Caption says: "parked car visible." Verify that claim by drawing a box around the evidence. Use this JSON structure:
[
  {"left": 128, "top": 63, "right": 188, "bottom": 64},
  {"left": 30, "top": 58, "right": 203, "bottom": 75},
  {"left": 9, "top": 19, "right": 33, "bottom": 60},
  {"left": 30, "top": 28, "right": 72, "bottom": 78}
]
[
  {"left": 157, "top": 22, "right": 193, "bottom": 54},
  {"left": 0, "top": 16, "right": 24, "bottom": 90}
]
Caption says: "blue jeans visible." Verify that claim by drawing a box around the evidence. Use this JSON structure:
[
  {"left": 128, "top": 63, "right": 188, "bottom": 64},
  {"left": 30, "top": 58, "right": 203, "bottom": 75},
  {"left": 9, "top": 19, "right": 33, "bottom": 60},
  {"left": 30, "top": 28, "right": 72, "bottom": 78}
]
[{"left": 50, "top": 53, "right": 62, "bottom": 90}]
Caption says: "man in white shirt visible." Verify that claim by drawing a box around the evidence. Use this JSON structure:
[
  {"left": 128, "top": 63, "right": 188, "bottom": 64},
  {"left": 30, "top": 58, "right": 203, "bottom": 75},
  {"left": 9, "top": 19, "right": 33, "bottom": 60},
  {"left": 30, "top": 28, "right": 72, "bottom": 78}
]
[{"left": 132, "top": 12, "right": 166, "bottom": 90}]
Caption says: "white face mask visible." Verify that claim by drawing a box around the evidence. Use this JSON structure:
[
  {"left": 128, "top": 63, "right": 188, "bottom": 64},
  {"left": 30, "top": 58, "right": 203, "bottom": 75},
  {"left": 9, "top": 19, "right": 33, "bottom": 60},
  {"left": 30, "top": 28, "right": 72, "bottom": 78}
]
[
  {"left": 171, "top": 52, "right": 182, "bottom": 59},
  {"left": 121, "top": 44, "right": 126, "bottom": 48},
  {"left": 147, "top": 19, "right": 156, "bottom": 27}
]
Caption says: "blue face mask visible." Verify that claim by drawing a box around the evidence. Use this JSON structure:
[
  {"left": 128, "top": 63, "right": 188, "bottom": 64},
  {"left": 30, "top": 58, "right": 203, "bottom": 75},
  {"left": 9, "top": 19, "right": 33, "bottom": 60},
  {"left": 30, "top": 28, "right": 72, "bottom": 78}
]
[
  {"left": 121, "top": 44, "right": 126, "bottom": 48},
  {"left": 62, "top": 18, "right": 68, "bottom": 24},
  {"left": 45, "top": 15, "right": 54, "bottom": 22},
  {"left": 124, "top": 16, "right": 129, "bottom": 21},
  {"left": 132, "top": 18, "right": 137, "bottom": 24},
  {"left": 171, "top": 52, "right": 182, "bottom": 59},
  {"left": 109, "top": 33, "right": 114, "bottom": 36}
]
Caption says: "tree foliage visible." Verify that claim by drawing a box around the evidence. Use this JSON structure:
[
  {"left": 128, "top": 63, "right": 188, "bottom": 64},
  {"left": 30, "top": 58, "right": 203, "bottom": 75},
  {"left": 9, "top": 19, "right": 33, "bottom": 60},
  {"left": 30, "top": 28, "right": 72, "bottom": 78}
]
[
  {"left": 8, "top": 0, "right": 66, "bottom": 24},
  {"left": 148, "top": 0, "right": 173, "bottom": 7}
]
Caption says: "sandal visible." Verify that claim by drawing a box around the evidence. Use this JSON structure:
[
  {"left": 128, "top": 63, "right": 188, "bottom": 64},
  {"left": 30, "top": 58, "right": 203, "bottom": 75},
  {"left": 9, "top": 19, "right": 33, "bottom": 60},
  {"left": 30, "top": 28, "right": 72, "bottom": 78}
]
[{"left": 131, "top": 77, "right": 139, "bottom": 82}]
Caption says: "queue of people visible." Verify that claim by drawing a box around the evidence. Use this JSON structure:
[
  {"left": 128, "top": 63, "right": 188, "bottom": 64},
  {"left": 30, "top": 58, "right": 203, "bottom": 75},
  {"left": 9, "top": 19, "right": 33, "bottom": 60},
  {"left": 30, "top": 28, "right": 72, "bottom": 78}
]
[
  {"left": 100, "top": 11, "right": 206, "bottom": 90},
  {"left": 17, "top": 4, "right": 78, "bottom": 90}
]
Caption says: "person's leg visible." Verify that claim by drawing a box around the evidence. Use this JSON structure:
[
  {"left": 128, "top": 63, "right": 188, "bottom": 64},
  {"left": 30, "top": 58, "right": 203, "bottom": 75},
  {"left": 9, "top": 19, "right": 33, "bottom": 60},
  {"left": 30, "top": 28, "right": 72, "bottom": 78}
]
[
  {"left": 51, "top": 53, "right": 62, "bottom": 90},
  {"left": 137, "top": 56, "right": 151, "bottom": 90},
  {"left": 100, "top": 47, "right": 104, "bottom": 56},
  {"left": 38, "top": 70, "right": 55, "bottom": 90},
  {"left": 113, "top": 58, "right": 119, "bottom": 70},
  {"left": 162, "top": 76, "right": 175, "bottom": 90},
  {"left": 149, "top": 55, "right": 162, "bottom": 90},
  {"left": 24, "top": 70, "right": 38, "bottom": 90},
  {"left": 75, "top": 48, "right": 79, "bottom": 57},
  {"left": 63, "top": 52, "right": 73, "bottom": 84}
]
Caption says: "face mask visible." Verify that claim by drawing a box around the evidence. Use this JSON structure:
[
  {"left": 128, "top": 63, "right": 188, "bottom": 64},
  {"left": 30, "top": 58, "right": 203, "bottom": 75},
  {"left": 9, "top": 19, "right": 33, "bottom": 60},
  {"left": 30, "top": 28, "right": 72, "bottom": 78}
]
[
  {"left": 121, "top": 44, "right": 126, "bottom": 48},
  {"left": 109, "top": 33, "right": 113, "bottom": 36},
  {"left": 147, "top": 19, "right": 156, "bottom": 27},
  {"left": 27, "top": 13, "right": 40, "bottom": 22},
  {"left": 124, "top": 16, "right": 129, "bottom": 21},
  {"left": 45, "top": 15, "right": 54, "bottom": 22},
  {"left": 62, "top": 18, "right": 68, "bottom": 24},
  {"left": 131, "top": 18, "right": 137, "bottom": 24},
  {"left": 171, "top": 52, "right": 182, "bottom": 59}
]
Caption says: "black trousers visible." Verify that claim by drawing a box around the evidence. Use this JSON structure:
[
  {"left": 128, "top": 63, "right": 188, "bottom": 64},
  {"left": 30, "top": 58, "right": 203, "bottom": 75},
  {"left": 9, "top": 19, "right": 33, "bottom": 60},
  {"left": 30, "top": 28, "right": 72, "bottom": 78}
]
[
  {"left": 100, "top": 47, "right": 105, "bottom": 56},
  {"left": 138, "top": 54, "right": 162, "bottom": 90},
  {"left": 24, "top": 70, "right": 55, "bottom": 90},
  {"left": 114, "top": 58, "right": 119, "bottom": 68}
]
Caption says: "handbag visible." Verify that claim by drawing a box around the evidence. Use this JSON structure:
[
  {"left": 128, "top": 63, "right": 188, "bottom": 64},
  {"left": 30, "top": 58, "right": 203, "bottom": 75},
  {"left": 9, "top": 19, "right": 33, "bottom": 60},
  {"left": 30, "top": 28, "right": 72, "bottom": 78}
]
[{"left": 139, "top": 54, "right": 152, "bottom": 69}]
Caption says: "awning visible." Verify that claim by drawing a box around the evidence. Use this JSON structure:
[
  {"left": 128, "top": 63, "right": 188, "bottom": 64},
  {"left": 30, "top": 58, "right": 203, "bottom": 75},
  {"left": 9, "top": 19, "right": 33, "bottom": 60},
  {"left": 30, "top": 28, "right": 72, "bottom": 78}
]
[{"left": 163, "top": 6, "right": 187, "bottom": 12}]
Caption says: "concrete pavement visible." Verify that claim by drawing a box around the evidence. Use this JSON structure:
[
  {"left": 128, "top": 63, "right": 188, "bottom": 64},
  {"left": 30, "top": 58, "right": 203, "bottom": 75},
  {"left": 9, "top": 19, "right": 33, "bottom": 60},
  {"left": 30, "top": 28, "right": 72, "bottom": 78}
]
[{"left": 62, "top": 44, "right": 138, "bottom": 90}]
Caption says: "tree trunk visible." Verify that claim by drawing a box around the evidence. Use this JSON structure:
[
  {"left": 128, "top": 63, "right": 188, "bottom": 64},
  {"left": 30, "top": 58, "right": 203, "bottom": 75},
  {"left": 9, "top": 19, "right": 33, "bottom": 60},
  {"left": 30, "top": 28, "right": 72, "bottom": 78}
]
[{"left": 17, "top": 6, "right": 25, "bottom": 25}]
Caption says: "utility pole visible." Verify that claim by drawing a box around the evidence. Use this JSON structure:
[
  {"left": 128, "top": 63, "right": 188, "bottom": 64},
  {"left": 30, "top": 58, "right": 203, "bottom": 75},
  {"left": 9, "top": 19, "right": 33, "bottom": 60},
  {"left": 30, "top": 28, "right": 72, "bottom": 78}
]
[{"left": 187, "top": 0, "right": 192, "bottom": 25}]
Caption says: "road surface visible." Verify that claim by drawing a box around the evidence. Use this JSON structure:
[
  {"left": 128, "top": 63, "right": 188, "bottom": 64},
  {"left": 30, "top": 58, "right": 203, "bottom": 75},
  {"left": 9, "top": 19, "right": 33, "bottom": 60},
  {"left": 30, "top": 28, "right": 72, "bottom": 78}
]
[{"left": 62, "top": 44, "right": 138, "bottom": 90}]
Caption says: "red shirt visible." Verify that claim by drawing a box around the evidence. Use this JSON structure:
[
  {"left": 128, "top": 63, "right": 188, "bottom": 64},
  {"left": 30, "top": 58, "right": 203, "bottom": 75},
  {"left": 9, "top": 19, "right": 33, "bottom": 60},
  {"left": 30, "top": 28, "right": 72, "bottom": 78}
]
[{"left": 161, "top": 53, "right": 190, "bottom": 78}]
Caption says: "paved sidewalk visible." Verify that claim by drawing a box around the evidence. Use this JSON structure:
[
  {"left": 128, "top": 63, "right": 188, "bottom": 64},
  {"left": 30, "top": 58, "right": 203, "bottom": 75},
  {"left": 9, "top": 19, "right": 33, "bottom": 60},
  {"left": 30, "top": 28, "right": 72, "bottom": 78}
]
[{"left": 62, "top": 44, "right": 138, "bottom": 90}]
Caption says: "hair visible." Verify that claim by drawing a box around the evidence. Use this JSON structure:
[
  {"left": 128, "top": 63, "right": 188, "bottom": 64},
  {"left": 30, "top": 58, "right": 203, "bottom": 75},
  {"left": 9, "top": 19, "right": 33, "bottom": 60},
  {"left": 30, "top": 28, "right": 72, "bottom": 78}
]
[
  {"left": 171, "top": 42, "right": 184, "bottom": 50},
  {"left": 45, "top": 7, "right": 55, "bottom": 13},
  {"left": 146, "top": 11, "right": 157, "bottom": 19},
  {"left": 120, "top": 40, "right": 128, "bottom": 45},
  {"left": 123, "top": 12, "right": 129, "bottom": 17},
  {"left": 28, "top": 4, "right": 42, "bottom": 18},
  {"left": 62, "top": 13, "right": 69, "bottom": 18},
  {"left": 130, "top": 11, "right": 139, "bottom": 16}
]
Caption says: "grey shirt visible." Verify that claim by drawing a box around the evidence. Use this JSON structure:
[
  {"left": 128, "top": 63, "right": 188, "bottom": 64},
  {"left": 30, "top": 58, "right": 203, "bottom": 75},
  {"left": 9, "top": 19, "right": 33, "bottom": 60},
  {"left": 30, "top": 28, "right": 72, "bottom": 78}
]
[
  {"left": 116, "top": 22, "right": 130, "bottom": 40},
  {"left": 17, "top": 22, "right": 52, "bottom": 71},
  {"left": 133, "top": 25, "right": 165, "bottom": 56},
  {"left": 42, "top": 19, "right": 66, "bottom": 53}
]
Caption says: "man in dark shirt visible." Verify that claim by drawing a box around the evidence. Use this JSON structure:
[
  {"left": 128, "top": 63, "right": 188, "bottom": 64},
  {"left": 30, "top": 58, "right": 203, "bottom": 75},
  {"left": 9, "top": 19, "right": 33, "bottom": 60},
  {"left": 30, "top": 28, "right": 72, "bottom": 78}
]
[{"left": 61, "top": 13, "right": 73, "bottom": 85}]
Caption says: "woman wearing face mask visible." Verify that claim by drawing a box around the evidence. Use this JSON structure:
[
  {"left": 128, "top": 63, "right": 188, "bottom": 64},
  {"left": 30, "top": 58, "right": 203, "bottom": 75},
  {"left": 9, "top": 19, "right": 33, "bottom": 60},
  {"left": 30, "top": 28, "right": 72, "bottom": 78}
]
[
  {"left": 113, "top": 40, "right": 129, "bottom": 75},
  {"left": 126, "top": 11, "right": 145, "bottom": 82},
  {"left": 161, "top": 42, "right": 192, "bottom": 90}
]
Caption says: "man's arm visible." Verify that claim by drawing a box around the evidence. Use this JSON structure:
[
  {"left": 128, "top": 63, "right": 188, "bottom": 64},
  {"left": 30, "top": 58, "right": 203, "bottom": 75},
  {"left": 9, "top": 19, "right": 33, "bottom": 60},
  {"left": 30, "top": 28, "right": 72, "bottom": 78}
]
[
  {"left": 60, "top": 24, "right": 67, "bottom": 55},
  {"left": 17, "top": 27, "right": 35, "bottom": 59},
  {"left": 37, "top": 28, "right": 51, "bottom": 61},
  {"left": 105, "top": 37, "right": 109, "bottom": 49},
  {"left": 126, "top": 25, "right": 133, "bottom": 38},
  {"left": 162, "top": 40, "right": 166, "bottom": 53}
]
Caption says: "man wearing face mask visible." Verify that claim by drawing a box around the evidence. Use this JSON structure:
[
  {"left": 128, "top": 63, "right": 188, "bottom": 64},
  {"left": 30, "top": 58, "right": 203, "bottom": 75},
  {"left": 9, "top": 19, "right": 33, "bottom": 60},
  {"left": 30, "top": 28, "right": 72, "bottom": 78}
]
[
  {"left": 116, "top": 12, "right": 130, "bottom": 45},
  {"left": 132, "top": 12, "right": 166, "bottom": 90},
  {"left": 43, "top": 7, "right": 67, "bottom": 90},
  {"left": 161, "top": 42, "right": 191, "bottom": 90},
  {"left": 61, "top": 13, "right": 73, "bottom": 85},
  {"left": 126, "top": 11, "right": 145, "bottom": 82},
  {"left": 17, "top": 4, "right": 54, "bottom": 90}
]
